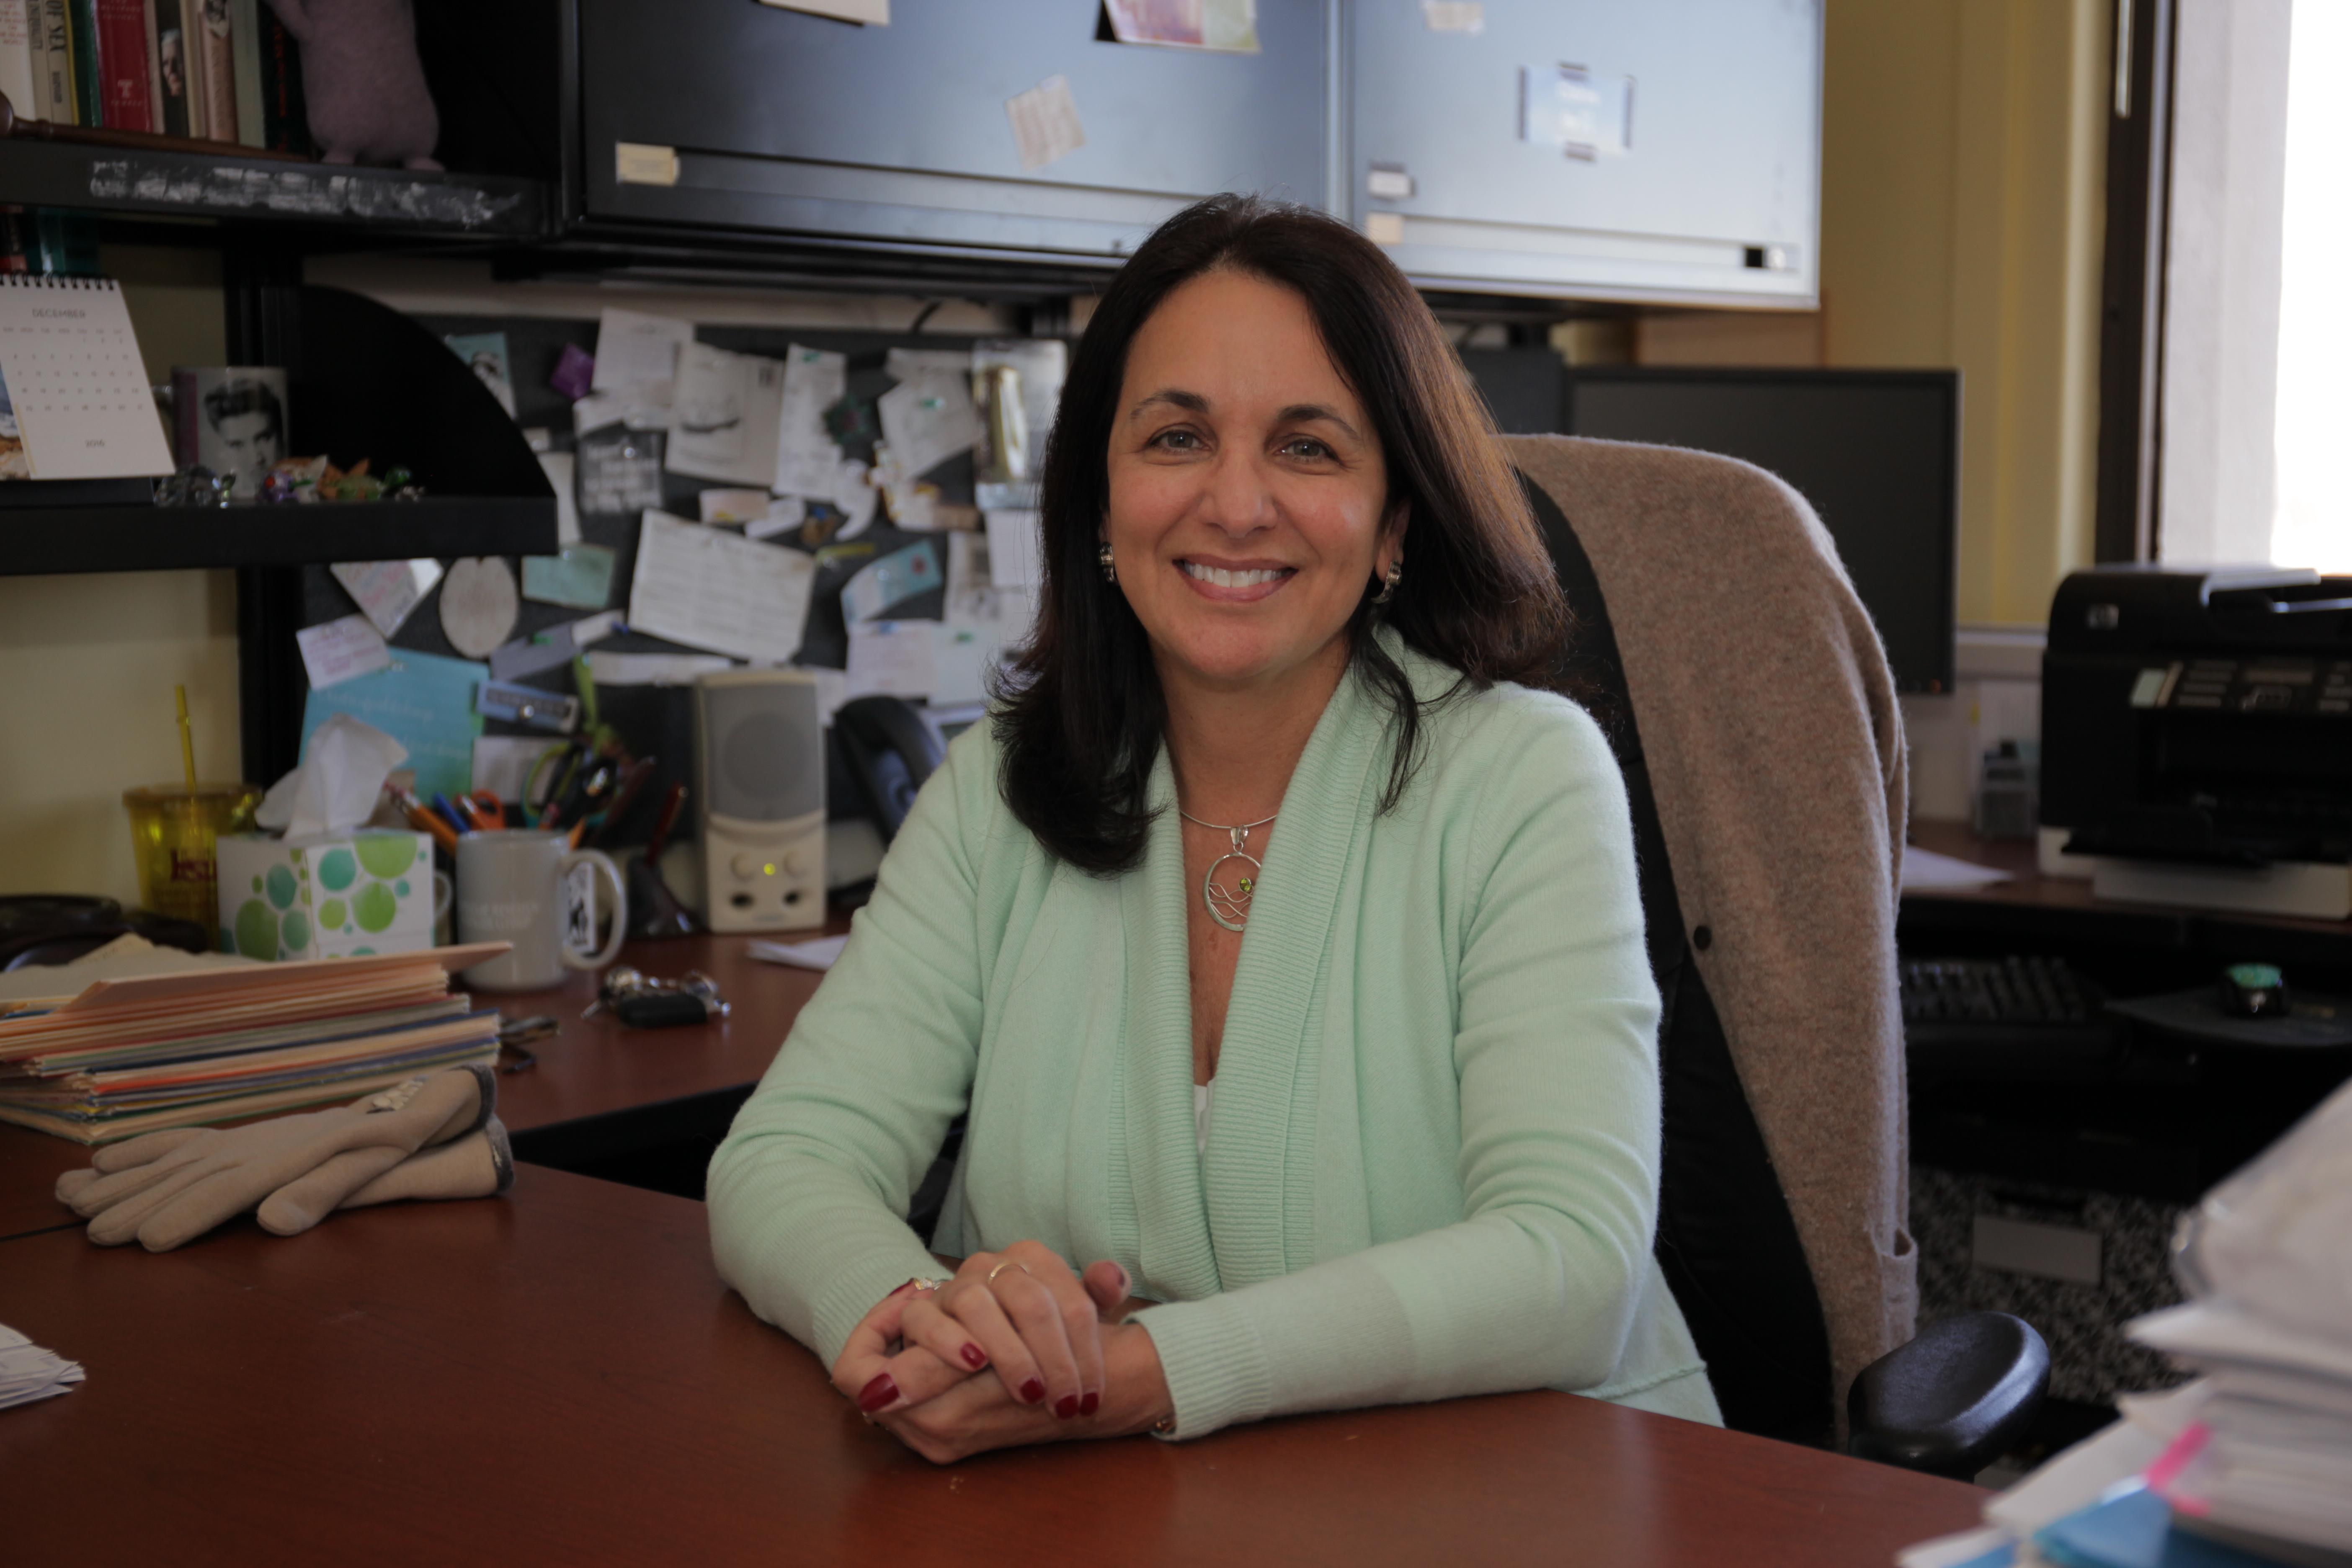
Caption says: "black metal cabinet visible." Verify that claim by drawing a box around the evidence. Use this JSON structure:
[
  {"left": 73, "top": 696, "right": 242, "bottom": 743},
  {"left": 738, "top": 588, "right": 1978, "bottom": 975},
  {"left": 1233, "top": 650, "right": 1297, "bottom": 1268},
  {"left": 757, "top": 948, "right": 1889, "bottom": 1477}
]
[{"left": 573, "top": 0, "right": 1336, "bottom": 268}]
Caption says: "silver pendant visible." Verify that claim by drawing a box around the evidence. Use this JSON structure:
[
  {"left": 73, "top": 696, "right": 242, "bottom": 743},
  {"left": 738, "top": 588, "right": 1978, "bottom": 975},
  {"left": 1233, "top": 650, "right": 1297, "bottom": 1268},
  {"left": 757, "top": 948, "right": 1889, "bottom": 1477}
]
[{"left": 1202, "top": 825, "right": 1259, "bottom": 933}]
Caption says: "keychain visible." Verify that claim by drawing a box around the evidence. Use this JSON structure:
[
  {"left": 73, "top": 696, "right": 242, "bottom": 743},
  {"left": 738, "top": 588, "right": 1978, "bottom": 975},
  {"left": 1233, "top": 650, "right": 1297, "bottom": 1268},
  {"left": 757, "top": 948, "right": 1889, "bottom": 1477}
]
[{"left": 584, "top": 967, "right": 730, "bottom": 1029}]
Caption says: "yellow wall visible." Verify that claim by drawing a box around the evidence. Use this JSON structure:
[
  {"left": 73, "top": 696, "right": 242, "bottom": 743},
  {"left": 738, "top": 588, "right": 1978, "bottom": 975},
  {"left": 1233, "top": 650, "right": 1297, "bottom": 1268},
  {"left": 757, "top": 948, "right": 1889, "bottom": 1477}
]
[
  {"left": 1655, "top": 0, "right": 2112, "bottom": 627},
  {"left": 0, "top": 245, "right": 242, "bottom": 910}
]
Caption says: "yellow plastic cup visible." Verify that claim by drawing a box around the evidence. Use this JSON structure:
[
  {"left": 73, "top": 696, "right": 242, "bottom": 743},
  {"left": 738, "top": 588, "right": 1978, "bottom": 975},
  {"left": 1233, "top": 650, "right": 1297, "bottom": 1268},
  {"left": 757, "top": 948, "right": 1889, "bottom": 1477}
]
[{"left": 122, "top": 782, "right": 263, "bottom": 943}]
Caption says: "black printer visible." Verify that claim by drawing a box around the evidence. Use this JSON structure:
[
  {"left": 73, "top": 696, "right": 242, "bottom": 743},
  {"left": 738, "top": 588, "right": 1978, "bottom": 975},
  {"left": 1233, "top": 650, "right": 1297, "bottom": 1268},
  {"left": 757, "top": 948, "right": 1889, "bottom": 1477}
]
[{"left": 2041, "top": 566, "right": 2352, "bottom": 869}]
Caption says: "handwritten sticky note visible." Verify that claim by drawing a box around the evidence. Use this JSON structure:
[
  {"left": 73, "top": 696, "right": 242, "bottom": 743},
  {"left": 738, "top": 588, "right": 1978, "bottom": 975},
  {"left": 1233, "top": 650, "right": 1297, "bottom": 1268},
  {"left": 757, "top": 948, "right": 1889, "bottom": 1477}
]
[{"left": 295, "top": 614, "right": 392, "bottom": 690}]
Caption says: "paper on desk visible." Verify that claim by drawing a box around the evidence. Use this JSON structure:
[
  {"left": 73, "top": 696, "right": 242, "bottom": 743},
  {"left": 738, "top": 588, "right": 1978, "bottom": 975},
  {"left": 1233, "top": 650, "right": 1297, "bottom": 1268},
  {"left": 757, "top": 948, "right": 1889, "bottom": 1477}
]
[
  {"left": 592, "top": 306, "right": 692, "bottom": 394},
  {"left": 296, "top": 614, "right": 392, "bottom": 690},
  {"left": 260, "top": 714, "right": 409, "bottom": 840},
  {"left": 774, "top": 344, "right": 848, "bottom": 497},
  {"left": 627, "top": 510, "right": 816, "bottom": 665},
  {"left": 668, "top": 342, "right": 786, "bottom": 487},
  {"left": 330, "top": 558, "right": 442, "bottom": 640},
  {"left": 0, "top": 933, "right": 255, "bottom": 1004},
  {"left": 0, "top": 1323, "right": 85, "bottom": 1411},
  {"left": 877, "top": 365, "right": 983, "bottom": 479},
  {"left": 1901, "top": 846, "right": 2015, "bottom": 893},
  {"left": 749, "top": 934, "right": 849, "bottom": 971}
]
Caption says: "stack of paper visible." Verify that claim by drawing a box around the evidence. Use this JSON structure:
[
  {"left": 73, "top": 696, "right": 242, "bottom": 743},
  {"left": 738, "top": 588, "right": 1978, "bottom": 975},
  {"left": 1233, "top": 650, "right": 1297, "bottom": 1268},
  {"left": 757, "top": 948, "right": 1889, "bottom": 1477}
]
[
  {"left": 0, "top": 944, "right": 507, "bottom": 1145},
  {"left": 2122, "top": 1075, "right": 2352, "bottom": 1559},
  {"left": 1898, "top": 1075, "right": 2352, "bottom": 1568},
  {"left": 0, "top": 1324, "right": 84, "bottom": 1411}
]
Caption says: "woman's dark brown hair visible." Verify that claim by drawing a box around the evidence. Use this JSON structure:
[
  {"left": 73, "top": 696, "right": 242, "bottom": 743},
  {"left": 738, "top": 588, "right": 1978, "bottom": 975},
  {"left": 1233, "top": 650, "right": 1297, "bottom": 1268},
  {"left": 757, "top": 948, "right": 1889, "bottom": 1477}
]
[{"left": 995, "top": 193, "right": 1568, "bottom": 873}]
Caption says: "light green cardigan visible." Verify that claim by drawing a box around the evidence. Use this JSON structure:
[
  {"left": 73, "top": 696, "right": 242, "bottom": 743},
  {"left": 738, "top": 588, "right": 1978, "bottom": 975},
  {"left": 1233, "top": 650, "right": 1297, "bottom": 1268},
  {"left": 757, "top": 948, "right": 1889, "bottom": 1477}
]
[{"left": 707, "top": 637, "right": 1720, "bottom": 1436}]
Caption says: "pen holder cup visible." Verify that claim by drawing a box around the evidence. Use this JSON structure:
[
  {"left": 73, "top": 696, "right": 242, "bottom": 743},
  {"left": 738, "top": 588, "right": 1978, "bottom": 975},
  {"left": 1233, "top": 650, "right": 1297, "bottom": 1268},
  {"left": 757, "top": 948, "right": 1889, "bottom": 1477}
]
[{"left": 122, "top": 783, "right": 262, "bottom": 945}]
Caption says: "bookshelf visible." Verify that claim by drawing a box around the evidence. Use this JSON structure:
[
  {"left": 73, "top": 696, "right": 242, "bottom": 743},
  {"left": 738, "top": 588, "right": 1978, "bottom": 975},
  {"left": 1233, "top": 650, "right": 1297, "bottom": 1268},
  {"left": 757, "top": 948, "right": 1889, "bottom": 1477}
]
[
  {"left": 0, "top": 497, "right": 556, "bottom": 575},
  {"left": 0, "top": 136, "right": 549, "bottom": 242}
]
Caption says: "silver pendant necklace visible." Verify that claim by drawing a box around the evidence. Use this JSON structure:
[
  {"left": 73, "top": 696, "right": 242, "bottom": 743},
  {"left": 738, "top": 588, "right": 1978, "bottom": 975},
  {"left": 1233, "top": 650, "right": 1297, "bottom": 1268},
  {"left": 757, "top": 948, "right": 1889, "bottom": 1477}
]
[{"left": 1178, "top": 809, "right": 1277, "bottom": 933}]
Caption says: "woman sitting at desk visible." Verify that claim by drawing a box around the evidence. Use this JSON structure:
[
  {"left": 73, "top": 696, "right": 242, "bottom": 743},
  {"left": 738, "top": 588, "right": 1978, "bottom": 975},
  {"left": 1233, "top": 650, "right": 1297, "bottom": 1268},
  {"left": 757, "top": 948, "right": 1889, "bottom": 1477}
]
[{"left": 708, "top": 195, "right": 1720, "bottom": 1461}]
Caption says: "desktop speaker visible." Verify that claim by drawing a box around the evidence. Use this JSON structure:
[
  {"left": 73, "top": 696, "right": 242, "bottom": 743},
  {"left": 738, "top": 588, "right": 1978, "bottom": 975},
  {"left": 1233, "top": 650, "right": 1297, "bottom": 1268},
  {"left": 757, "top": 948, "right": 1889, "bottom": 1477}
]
[{"left": 693, "top": 669, "right": 826, "bottom": 932}]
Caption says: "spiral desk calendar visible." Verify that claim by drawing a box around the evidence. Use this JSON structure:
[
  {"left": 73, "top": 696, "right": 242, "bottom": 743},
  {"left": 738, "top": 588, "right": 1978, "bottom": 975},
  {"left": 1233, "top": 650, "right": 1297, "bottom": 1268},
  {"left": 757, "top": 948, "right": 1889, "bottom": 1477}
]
[{"left": 0, "top": 276, "right": 175, "bottom": 481}]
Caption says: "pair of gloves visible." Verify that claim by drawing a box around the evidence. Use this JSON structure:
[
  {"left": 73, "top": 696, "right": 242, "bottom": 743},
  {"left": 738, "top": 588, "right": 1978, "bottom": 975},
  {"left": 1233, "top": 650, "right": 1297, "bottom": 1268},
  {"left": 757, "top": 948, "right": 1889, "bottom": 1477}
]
[{"left": 54, "top": 1064, "right": 513, "bottom": 1253}]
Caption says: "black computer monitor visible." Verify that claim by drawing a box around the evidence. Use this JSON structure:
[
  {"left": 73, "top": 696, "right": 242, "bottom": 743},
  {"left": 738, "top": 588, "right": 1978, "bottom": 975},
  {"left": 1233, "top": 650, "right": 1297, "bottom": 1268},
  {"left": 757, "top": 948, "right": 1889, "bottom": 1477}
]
[{"left": 1558, "top": 368, "right": 1960, "bottom": 694}]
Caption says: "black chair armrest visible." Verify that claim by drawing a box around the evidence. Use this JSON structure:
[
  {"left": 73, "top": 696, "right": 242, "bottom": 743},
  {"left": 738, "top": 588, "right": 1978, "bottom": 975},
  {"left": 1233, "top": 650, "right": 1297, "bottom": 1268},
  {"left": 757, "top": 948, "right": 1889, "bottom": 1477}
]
[{"left": 1847, "top": 1312, "right": 2050, "bottom": 1479}]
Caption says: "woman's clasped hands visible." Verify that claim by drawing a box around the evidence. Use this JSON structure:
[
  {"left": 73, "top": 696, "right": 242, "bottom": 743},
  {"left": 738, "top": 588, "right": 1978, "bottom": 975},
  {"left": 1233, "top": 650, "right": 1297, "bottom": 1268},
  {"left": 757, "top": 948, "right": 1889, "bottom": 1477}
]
[{"left": 829, "top": 1240, "right": 1175, "bottom": 1462}]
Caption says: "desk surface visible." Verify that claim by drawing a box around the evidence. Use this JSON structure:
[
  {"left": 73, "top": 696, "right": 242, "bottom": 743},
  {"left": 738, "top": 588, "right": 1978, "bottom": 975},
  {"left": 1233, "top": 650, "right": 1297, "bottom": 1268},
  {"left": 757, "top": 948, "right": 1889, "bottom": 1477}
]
[
  {"left": 1903, "top": 821, "right": 2352, "bottom": 950},
  {"left": 0, "top": 932, "right": 826, "bottom": 1241},
  {"left": 0, "top": 1163, "right": 1982, "bottom": 1566}
]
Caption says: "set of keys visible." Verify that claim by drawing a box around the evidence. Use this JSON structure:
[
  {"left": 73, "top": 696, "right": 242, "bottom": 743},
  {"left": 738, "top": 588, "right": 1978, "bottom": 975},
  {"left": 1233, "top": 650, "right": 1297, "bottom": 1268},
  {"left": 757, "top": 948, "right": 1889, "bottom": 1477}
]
[{"left": 582, "top": 967, "right": 732, "bottom": 1028}]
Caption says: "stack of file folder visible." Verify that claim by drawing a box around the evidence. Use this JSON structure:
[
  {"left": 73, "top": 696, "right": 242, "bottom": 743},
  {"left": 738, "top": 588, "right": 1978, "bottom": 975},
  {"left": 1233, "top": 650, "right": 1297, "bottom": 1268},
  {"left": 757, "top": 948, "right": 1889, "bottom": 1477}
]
[{"left": 0, "top": 944, "right": 505, "bottom": 1145}]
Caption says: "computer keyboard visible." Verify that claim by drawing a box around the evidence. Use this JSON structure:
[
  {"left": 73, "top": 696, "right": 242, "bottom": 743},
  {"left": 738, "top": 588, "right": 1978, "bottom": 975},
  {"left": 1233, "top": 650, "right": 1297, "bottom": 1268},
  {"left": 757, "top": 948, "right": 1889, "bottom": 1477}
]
[
  {"left": 1901, "top": 955, "right": 2118, "bottom": 1078},
  {"left": 1902, "top": 955, "right": 2096, "bottom": 1026}
]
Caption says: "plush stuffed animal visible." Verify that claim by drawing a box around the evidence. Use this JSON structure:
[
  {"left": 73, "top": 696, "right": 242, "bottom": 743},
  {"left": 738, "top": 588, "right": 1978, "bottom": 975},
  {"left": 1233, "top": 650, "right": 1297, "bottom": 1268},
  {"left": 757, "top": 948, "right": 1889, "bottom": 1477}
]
[{"left": 263, "top": 0, "right": 441, "bottom": 169}]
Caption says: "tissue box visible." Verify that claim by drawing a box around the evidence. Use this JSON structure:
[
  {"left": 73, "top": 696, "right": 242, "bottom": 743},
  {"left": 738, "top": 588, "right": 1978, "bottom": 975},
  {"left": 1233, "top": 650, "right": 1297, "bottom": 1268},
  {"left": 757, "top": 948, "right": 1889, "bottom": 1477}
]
[{"left": 216, "top": 831, "right": 436, "bottom": 961}]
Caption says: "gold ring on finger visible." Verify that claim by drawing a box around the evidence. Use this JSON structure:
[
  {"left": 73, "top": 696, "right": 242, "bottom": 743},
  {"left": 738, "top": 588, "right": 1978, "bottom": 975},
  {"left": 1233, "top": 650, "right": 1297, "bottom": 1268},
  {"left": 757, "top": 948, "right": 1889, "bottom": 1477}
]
[{"left": 985, "top": 1260, "right": 1032, "bottom": 1285}]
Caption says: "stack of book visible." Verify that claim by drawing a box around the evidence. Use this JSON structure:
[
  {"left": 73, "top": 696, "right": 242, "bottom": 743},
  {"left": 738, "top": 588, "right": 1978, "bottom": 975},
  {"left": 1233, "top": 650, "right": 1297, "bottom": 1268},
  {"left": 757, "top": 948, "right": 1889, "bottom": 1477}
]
[
  {"left": 0, "top": 943, "right": 504, "bottom": 1144},
  {"left": 0, "top": 0, "right": 312, "bottom": 154}
]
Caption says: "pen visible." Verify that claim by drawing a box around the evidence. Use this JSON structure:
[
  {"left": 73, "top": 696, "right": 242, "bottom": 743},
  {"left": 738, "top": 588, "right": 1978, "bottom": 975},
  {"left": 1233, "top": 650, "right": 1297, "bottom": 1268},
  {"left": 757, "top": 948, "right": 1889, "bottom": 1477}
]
[
  {"left": 587, "top": 758, "right": 658, "bottom": 849},
  {"left": 643, "top": 783, "right": 687, "bottom": 867},
  {"left": 394, "top": 789, "right": 460, "bottom": 855},
  {"left": 431, "top": 792, "right": 470, "bottom": 836}
]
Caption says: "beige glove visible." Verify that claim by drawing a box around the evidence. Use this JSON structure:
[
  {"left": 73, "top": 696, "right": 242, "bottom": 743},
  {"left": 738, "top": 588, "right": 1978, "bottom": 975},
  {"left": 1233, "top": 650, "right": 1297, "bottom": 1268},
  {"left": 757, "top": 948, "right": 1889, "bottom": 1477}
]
[
  {"left": 54, "top": 1065, "right": 494, "bottom": 1252},
  {"left": 258, "top": 1115, "right": 514, "bottom": 1233}
]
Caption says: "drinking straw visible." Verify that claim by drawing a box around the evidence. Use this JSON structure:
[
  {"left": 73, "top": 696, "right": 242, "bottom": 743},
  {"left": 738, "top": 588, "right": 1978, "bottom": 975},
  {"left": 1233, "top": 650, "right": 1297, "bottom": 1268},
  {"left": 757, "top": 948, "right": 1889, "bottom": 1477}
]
[{"left": 174, "top": 686, "right": 198, "bottom": 791}]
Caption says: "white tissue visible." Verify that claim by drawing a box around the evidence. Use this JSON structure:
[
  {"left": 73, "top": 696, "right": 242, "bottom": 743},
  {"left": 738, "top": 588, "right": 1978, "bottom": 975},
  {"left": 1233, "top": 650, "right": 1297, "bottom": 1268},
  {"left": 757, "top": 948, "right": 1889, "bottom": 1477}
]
[{"left": 255, "top": 715, "right": 410, "bottom": 841}]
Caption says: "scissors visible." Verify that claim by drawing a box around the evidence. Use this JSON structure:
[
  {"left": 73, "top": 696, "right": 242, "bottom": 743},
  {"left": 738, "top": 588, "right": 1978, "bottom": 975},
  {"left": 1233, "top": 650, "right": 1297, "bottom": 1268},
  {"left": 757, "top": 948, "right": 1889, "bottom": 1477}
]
[{"left": 453, "top": 790, "right": 508, "bottom": 832}]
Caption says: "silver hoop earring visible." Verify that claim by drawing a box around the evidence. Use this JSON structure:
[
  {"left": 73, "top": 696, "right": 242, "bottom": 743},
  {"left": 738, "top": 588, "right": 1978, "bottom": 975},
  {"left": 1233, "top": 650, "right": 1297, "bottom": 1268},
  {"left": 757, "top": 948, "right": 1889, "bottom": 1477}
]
[
  {"left": 1099, "top": 542, "right": 1117, "bottom": 584},
  {"left": 1370, "top": 553, "right": 1403, "bottom": 606}
]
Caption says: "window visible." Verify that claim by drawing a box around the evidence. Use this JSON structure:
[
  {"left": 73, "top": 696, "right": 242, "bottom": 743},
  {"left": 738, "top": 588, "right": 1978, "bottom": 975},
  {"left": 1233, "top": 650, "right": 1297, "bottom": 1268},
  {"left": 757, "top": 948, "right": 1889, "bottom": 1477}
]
[{"left": 2269, "top": 0, "right": 2352, "bottom": 572}]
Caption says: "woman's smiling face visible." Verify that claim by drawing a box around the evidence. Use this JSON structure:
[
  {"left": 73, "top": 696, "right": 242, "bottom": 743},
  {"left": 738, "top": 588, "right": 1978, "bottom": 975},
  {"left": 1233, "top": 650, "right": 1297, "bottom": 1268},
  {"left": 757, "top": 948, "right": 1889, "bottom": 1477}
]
[{"left": 1104, "top": 268, "right": 1400, "bottom": 694}]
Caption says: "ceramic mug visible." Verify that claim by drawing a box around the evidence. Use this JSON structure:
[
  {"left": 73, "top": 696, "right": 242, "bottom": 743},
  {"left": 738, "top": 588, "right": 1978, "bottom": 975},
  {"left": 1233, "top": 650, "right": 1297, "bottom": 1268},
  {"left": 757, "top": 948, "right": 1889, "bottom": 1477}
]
[{"left": 456, "top": 832, "right": 627, "bottom": 992}]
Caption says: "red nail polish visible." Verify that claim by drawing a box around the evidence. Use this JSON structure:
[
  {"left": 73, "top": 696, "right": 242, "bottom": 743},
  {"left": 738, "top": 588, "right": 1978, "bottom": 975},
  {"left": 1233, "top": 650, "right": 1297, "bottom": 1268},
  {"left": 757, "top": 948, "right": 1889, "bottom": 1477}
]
[
  {"left": 887, "top": 1280, "right": 916, "bottom": 1298},
  {"left": 960, "top": 1343, "right": 987, "bottom": 1369},
  {"left": 1020, "top": 1378, "right": 1046, "bottom": 1405},
  {"left": 1054, "top": 1395, "right": 1079, "bottom": 1420},
  {"left": 857, "top": 1374, "right": 899, "bottom": 1413},
  {"left": 1080, "top": 1392, "right": 1100, "bottom": 1416}
]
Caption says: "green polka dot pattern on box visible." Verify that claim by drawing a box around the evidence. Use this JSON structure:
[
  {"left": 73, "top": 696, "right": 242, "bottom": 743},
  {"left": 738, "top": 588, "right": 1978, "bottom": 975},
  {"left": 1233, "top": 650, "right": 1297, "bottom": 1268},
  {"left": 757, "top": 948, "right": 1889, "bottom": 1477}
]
[
  {"left": 357, "top": 836, "right": 420, "bottom": 879},
  {"left": 234, "top": 900, "right": 277, "bottom": 959},
  {"left": 316, "top": 847, "right": 358, "bottom": 892},
  {"left": 320, "top": 898, "right": 348, "bottom": 931},
  {"left": 281, "top": 910, "right": 311, "bottom": 952},
  {"left": 264, "top": 865, "right": 298, "bottom": 911},
  {"left": 353, "top": 882, "right": 399, "bottom": 933}
]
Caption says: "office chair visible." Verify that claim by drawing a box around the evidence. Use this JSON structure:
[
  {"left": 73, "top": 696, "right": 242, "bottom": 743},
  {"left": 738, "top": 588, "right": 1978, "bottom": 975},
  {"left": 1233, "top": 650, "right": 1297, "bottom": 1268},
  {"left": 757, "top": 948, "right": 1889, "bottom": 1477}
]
[{"left": 1508, "top": 438, "right": 2048, "bottom": 1478}]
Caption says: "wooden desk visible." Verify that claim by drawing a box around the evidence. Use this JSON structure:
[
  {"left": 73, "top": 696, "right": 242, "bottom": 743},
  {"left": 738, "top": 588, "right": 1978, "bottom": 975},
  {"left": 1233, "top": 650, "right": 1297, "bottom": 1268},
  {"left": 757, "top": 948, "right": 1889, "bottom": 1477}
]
[
  {"left": 0, "top": 1163, "right": 1983, "bottom": 1566},
  {"left": 0, "top": 932, "right": 828, "bottom": 1243},
  {"left": 1902, "top": 820, "right": 2352, "bottom": 972}
]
